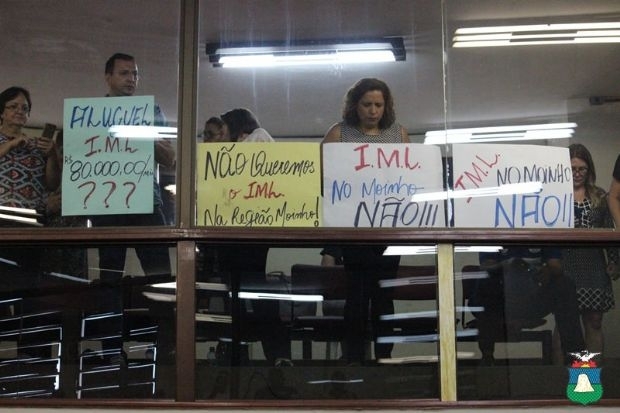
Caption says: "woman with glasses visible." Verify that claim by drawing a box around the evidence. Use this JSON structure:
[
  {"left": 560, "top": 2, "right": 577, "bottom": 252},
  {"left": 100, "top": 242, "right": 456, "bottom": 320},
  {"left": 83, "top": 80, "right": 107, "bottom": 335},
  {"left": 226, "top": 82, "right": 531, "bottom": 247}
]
[
  {"left": 0, "top": 86, "right": 59, "bottom": 216},
  {"left": 0, "top": 86, "right": 61, "bottom": 330},
  {"left": 557, "top": 143, "right": 618, "bottom": 362}
]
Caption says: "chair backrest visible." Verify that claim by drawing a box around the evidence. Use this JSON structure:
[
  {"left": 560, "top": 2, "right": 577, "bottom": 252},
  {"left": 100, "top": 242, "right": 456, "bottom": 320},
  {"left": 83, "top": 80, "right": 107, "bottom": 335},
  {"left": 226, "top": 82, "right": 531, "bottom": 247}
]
[
  {"left": 387, "top": 265, "right": 437, "bottom": 300},
  {"left": 290, "top": 264, "right": 347, "bottom": 300}
]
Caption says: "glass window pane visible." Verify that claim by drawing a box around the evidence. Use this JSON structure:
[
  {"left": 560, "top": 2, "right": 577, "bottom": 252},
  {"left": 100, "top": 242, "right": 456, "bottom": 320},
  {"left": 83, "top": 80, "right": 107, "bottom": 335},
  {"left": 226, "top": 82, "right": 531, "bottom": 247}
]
[
  {"left": 0, "top": 0, "right": 179, "bottom": 229},
  {"left": 455, "top": 242, "right": 620, "bottom": 401},
  {"left": 195, "top": 243, "right": 440, "bottom": 400},
  {"left": 197, "top": 0, "right": 445, "bottom": 229},
  {"left": 0, "top": 242, "right": 176, "bottom": 399},
  {"left": 445, "top": 1, "right": 620, "bottom": 230}
]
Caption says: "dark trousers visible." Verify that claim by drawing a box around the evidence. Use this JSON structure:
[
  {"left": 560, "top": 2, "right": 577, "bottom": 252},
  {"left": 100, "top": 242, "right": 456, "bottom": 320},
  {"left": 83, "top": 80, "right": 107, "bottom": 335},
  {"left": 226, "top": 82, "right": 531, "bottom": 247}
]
[
  {"left": 90, "top": 209, "right": 171, "bottom": 281},
  {"left": 475, "top": 274, "right": 584, "bottom": 359},
  {"left": 221, "top": 247, "right": 290, "bottom": 364},
  {"left": 342, "top": 246, "right": 399, "bottom": 363},
  {"left": 89, "top": 209, "right": 171, "bottom": 354}
]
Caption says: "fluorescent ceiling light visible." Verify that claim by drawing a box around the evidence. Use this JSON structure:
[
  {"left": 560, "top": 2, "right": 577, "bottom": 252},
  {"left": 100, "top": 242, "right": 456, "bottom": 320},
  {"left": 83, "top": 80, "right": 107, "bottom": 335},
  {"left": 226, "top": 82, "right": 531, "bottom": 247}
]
[
  {"left": 308, "top": 379, "right": 364, "bottom": 385},
  {"left": 377, "top": 329, "right": 478, "bottom": 344},
  {"left": 424, "top": 123, "right": 576, "bottom": 144},
  {"left": 148, "top": 282, "right": 322, "bottom": 302},
  {"left": 108, "top": 125, "right": 177, "bottom": 139},
  {"left": 206, "top": 38, "right": 406, "bottom": 68},
  {"left": 383, "top": 245, "right": 502, "bottom": 256},
  {"left": 238, "top": 292, "right": 323, "bottom": 302},
  {"left": 0, "top": 205, "right": 41, "bottom": 226},
  {"left": 409, "top": 182, "right": 543, "bottom": 204},
  {"left": 0, "top": 213, "right": 41, "bottom": 226},
  {"left": 377, "top": 352, "right": 477, "bottom": 364},
  {"left": 453, "top": 22, "right": 620, "bottom": 47}
]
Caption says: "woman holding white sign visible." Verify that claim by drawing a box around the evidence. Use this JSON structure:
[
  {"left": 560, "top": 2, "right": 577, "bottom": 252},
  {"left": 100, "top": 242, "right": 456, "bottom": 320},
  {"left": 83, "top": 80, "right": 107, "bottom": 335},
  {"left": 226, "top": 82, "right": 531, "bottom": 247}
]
[
  {"left": 322, "top": 78, "right": 409, "bottom": 144},
  {"left": 321, "top": 78, "right": 408, "bottom": 364}
]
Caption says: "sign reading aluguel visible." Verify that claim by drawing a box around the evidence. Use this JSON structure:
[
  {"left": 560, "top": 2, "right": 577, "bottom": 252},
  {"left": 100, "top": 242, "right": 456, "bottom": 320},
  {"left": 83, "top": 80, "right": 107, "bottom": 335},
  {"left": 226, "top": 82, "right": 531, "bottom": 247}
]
[{"left": 62, "top": 96, "right": 155, "bottom": 216}]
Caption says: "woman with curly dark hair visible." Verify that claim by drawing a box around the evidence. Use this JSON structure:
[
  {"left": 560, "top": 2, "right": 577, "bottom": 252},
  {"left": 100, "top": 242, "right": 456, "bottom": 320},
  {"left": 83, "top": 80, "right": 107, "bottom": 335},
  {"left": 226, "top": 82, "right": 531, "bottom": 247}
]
[
  {"left": 321, "top": 78, "right": 408, "bottom": 363},
  {"left": 322, "top": 78, "right": 408, "bottom": 143}
]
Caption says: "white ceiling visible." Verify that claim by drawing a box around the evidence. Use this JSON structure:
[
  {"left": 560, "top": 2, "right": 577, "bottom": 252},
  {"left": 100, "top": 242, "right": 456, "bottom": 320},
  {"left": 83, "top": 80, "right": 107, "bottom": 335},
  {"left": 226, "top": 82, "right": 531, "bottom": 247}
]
[{"left": 2, "top": 0, "right": 620, "bottom": 142}]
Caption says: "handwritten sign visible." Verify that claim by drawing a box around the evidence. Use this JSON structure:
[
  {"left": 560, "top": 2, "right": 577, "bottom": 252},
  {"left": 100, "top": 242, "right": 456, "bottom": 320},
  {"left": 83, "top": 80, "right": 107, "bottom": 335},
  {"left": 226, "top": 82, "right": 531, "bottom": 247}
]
[
  {"left": 62, "top": 96, "right": 155, "bottom": 216},
  {"left": 322, "top": 143, "right": 446, "bottom": 228},
  {"left": 452, "top": 143, "right": 573, "bottom": 228},
  {"left": 196, "top": 143, "right": 321, "bottom": 227}
]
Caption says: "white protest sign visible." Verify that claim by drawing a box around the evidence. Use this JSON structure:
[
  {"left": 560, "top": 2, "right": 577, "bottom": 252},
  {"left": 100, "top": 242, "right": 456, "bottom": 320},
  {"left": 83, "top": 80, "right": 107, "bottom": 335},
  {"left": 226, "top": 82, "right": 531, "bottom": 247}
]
[
  {"left": 452, "top": 143, "right": 573, "bottom": 228},
  {"left": 322, "top": 143, "right": 445, "bottom": 228}
]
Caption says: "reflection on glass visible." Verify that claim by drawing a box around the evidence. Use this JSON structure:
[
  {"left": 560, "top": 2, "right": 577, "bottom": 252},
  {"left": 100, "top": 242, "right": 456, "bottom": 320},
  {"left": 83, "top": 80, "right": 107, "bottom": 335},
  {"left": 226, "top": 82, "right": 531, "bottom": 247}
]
[
  {"left": 455, "top": 242, "right": 620, "bottom": 401},
  {"left": 195, "top": 244, "right": 442, "bottom": 400},
  {"left": 0, "top": 243, "right": 175, "bottom": 399},
  {"left": 206, "top": 38, "right": 405, "bottom": 68},
  {"left": 452, "top": 22, "right": 620, "bottom": 48}
]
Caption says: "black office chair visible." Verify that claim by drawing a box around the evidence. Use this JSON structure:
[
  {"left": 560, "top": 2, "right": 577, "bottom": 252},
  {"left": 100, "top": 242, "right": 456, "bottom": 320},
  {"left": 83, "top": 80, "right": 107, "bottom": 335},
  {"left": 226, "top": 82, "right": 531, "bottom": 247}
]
[{"left": 460, "top": 265, "right": 552, "bottom": 364}]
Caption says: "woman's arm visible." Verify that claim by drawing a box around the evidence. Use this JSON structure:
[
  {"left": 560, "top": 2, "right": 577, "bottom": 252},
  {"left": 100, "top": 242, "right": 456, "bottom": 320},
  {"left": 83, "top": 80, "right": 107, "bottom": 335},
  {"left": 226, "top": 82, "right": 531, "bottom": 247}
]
[
  {"left": 0, "top": 136, "right": 25, "bottom": 157},
  {"left": 321, "top": 123, "right": 342, "bottom": 143},
  {"left": 40, "top": 137, "right": 61, "bottom": 190},
  {"left": 400, "top": 125, "right": 410, "bottom": 143}
]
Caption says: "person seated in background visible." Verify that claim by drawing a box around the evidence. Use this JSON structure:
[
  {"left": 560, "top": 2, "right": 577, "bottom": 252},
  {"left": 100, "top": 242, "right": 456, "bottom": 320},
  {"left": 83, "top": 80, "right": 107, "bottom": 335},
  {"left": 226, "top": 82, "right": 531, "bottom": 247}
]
[
  {"left": 220, "top": 108, "right": 275, "bottom": 142},
  {"left": 469, "top": 246, "right": 585, "bottom": 365},
  {"left": 203, "top": 116, "right": 226, "bottom": 143}
]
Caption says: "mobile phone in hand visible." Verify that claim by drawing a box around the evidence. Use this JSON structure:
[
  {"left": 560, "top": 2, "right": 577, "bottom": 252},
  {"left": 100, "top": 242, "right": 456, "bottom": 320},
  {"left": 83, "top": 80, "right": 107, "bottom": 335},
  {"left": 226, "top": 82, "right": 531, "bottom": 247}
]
[{"left": 42, "top": 123, "right": 56, "bottom": 139}]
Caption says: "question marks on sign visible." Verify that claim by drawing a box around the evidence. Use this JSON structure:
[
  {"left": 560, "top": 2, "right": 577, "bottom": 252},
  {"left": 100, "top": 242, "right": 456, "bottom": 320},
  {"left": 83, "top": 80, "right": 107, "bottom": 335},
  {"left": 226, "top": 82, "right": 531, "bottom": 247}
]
[
  {"left": 123, "top": 182, "right": 137, "bottom": 208},
  {"left": 102, "top": 181, "right": 117, "bottom": 208},
  {"left": 78, "top": 181, "right": 96, "bottom": 209}
]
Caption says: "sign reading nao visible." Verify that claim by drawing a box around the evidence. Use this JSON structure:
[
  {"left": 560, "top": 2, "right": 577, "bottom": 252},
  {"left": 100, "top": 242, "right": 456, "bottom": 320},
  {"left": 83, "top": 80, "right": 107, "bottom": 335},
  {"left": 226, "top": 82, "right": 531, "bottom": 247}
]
[
  {"left": 62, "top": 96, "right": 155, "bottom": 216},
  {"left": 196, "top": 143, "right": 321, "bottom": 227},
  {"left": 323, "top": 143, "right": 445, "bottom": 228},
  {"left": 452, "top": 143, "right": 573, "bottom": 228}
]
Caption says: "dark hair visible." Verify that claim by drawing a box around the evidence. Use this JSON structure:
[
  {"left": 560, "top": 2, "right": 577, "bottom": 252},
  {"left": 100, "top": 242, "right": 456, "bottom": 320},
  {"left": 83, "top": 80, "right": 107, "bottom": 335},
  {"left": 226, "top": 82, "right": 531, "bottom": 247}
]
[
  {"left": 205, "top": 116, "right": 224, "bottom": 129},
  {"left": 569, "top": 143, "right": 603, "bottom": 206},
  {"left": 105, "top": 52, "right": 135, "bottom": 75},
  {"left": 220, "top": 108, "right": 260, "bottom": 142},
  {"left": 0, "top": 86, "right": 32, "bottom": 118},
  {"left": 342, "top": 78, "right": 396, "bottom": 129}
]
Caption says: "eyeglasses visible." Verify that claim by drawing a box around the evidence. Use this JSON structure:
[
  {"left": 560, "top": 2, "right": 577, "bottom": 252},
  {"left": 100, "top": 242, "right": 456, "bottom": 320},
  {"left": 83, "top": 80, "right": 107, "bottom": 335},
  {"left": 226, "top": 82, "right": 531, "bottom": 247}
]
[
  {"left": 4, "top": 103, "right": 30, "bottom": 114},
  {"left": 572, "top": 166, "right": 589, "bottom": 175}
]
